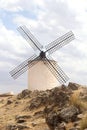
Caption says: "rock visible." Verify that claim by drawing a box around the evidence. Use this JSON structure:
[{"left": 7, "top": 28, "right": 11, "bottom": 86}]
[
  {"left": 29, "top": 97, "right": 43, "bottom": 110},
  {"left": 49, "top": 88, "right": 70, "bottom": 107},
  {"left": 59, "top": 105, "right": 79, "bottom": 122},
  {"left": 28, "top": 91, "right": 49, "bottom": 110},
  {"left": 77, "top": 114, "right": 83, "bottom": 119},
  {"left": 17, "top": 124, "right": 29, "bottom": 129},
  {"left": 6, "top": 124, "right": 29, "bottom": 130},
  {"left": 6, "top": 99, "right": 13, "bottom": 105},
  {"left": 61, "top": 85, "right": 72, "bottom": 93},
  {"left": 16, "top": 119, "right": 26, "bottom": 123},
  {"left": 45, "top": 106, "right": 79, "bottom": 130},
  {"left": 15, "top": 115, "right": 31, "bottom": 120},
  {"left": 6, "top": 124, "right": 17, "bottom": 130},
  {"left": 55, "top": 122, "right": 66, "bottom": 130},
  {"left": 34, "top": 110, "right": 44, "bottom": 118},
  {"left": 17, "top": 89, "right": 31, "bottom": 99},
  {"left": 45, "top": 110, "right": 62, "bottom": 130},
  {"left": 25, "top": 86, "right": 72, "bottom": 111},
  {"left": 68, "top": 82, "right": 80, "bottom": 90},
  {"left": 32, "top": 122, "right": 37, "bottom": 127},
  {"left": 15, "top": 115, "right": 31, "bottom": 124}
]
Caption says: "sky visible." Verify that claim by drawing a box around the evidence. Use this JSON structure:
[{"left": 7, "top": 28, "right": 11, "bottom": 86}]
[{"left": 0, "top": 0, "right": 87, "bottom": 93}]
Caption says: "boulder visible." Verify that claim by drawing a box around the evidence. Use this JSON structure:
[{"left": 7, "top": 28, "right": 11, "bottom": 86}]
[
  {"left": 59, "top": 106, "right": 79, "bottom": 122},
  {"left": 17, "top": 89, "right": 31, "bottom": 99},
  {"left": 45, "top": 106, "right": 79, "bottom": 130},
  {"left": 49, "top": 87, "right": 71, "bottom": 107},
  {"left": 45, "top": 111, "right": 62, "bottom": 130},
  {"left": 6, "top": 99, "right": 13, "bottom": 105},
  {"left": 55, "top": 122, "right": 66, "bottom": 130},
  {"left": 68, "top": 83, "right": 80, "bottom": 90},
  {"left": 27, "top": 91, "right": 49, "bottom": 110}
]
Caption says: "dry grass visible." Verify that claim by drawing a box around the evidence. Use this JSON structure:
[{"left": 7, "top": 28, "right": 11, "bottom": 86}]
[
  {"left": 66, "top": 122, "right": 73, "bottom": 130},
  {"left": 69, "top": 91, "right": 87, "bottom": 111},
  {"left": 80, "top": 115, "right": 87, "bottom": 130},
  {"left": 70, "top": 90, "right": 87, "bottom": 130}
]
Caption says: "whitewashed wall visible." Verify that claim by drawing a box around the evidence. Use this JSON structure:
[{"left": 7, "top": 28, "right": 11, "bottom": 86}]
[{"left": 28, "top": 60, "right": 59, "bottom": 90}]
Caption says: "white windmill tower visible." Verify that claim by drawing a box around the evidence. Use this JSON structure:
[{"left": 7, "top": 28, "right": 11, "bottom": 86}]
[{"left": 10, "top": 26, "right": 75, "bottom": 90}]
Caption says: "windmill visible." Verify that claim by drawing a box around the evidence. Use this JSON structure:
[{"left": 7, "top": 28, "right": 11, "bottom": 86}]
[{"left": 10, "top": 26, "right": 75, "bottom": 90}]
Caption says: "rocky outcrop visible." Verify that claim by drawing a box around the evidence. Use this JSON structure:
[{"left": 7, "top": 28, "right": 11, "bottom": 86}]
[
  {"left": 49, "top": 87, "right": 71, "bottom": 107},
  {"left": 45, "top": 105, "right": 80, "bottom": 130},
  {"left": 17, "top": 89, "right": 32, "bottom": 99},
  {"left": 29, "top": 91, "right": 49, "bottom": 110},
  {"left": 0, "top": 82, "right": 87, "bottom": 130},
  {"left": 68, "top": 82, "right": 80, "bottom": 90},
  {"left": 25, "top": 85, "right": 72, "bottom": 111},
  {"left": 59, "top": 106, "right": 79, "bottom": 122}
]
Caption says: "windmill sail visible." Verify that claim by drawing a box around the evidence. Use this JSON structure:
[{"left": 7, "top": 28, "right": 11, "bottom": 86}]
[
  {"left": 45, "top": 31, "right": 75, "bottom": 54},
  {"left": 43, "top": 58, "right": 65, "bottom": 84},
  {"left": 10, "top": 54, "right": 40, "bottom": 79},
  {"left": 47, "top": 55, "right": 69, "bottom": 81},
  {"left": 18, "top": 25, "right": 43, "bottom": 51}
]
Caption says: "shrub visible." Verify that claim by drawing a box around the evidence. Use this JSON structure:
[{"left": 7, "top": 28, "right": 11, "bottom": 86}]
[
  {"left": 80, "top": 115, "right": 87, "bottom": 130},
  {"left": 69, "top": 93, "right": 87, "bottom": 112}
]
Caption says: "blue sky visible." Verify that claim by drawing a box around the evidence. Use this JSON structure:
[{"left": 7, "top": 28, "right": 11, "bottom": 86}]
[{"left": 0, "top": 0, "right": 87, "bottom": 93}]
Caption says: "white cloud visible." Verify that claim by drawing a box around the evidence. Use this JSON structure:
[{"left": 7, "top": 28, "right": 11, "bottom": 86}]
[
  {"left": 66, "top": 0, "right": 87, "bottom": 13},
  {"left": 0, "top": 19, "right": 34, "bottom": 88},
  {"left": 0, "top": 0, "right": 22, "bottom": 12},
  {"left": 0, "top": 0, "right": 45, "bottom": 13}
]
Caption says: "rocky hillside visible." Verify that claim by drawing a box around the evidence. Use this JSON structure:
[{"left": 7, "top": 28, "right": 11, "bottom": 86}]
[{"left": 0, "top": 82, "right": 87, "bottom": 130}]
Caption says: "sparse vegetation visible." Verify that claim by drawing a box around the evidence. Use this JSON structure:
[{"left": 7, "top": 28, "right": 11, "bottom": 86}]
[
  {"left": 69, "top": 92, "right": 87, "bottom": 111},
  {"left": 80, "top": 115, "right": 87, "bottom": 130}
]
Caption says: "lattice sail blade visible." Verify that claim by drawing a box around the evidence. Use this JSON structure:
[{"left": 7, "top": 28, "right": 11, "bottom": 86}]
[
  {"left": 43, "top": 56, "right": 69, "bottom": 84},
  {"left": 17, "top": 25, "right": 43, "bottom": 51},
  {"left": 55, "top": 63, "right": 69, "bottom": 81},
  {"left": 43, "top": 58, "right": 64, "bottom": 84},
  {"left": 43, "top": 61, "right": 62, "bottom": 84},
  {"left": 10, "top": 54, "right": 40, "bottom": 79},
  {"left": 47, "top": 55, "right": 69, "bottom": 81},
  {"left": 45, "top": 31, "right": 75, "bottom": 54}
]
